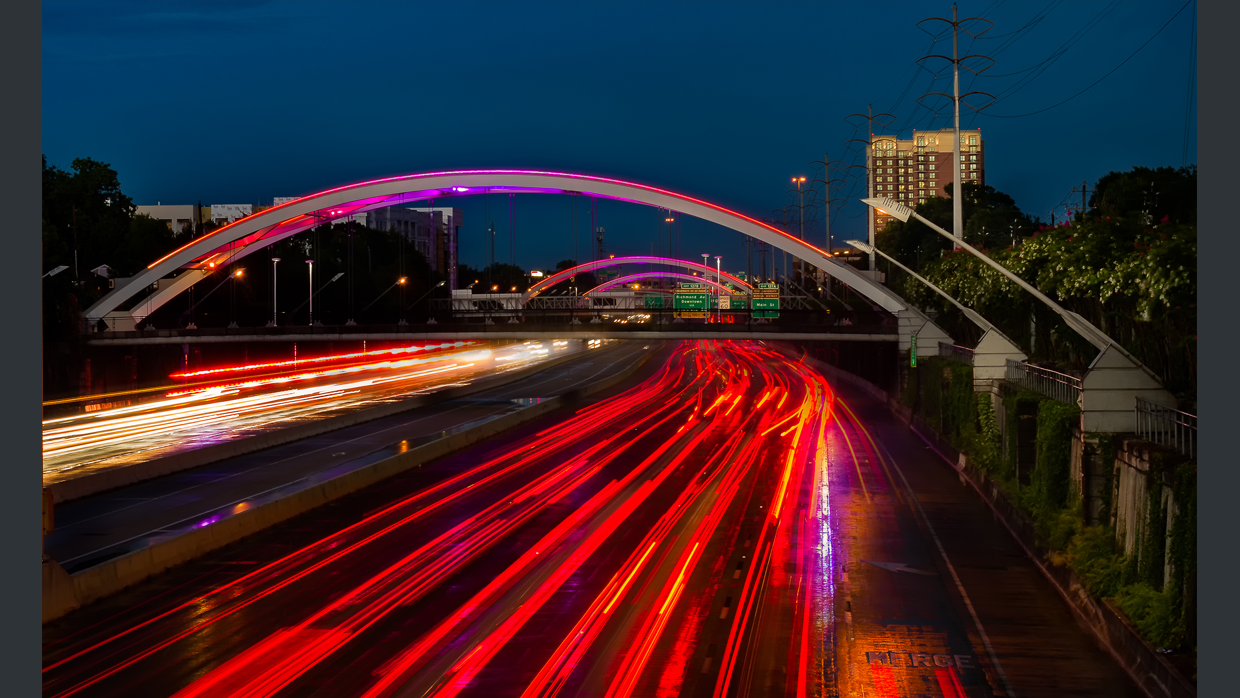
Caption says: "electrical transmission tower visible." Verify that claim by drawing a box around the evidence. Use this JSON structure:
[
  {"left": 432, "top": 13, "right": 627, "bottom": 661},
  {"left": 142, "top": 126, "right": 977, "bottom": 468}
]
[{"left": 916, "top": 4, "right": 996, "bottom": 245}]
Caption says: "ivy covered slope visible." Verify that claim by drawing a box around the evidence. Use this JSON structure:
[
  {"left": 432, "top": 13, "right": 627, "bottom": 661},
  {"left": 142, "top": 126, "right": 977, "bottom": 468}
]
[{"left": 877, "top": 165, "right": 1196, "bottom": 403}]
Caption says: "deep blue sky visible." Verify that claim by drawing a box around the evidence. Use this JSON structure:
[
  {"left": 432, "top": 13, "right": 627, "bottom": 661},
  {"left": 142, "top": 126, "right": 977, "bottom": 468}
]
[{"left": 42, "top": 0, "right": 1197, "bottom": 273}]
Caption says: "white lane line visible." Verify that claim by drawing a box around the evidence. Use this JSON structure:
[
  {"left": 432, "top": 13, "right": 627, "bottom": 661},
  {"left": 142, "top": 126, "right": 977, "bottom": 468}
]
[{"left": 877, "top": 441, "right": 1017, "bottom": 698}]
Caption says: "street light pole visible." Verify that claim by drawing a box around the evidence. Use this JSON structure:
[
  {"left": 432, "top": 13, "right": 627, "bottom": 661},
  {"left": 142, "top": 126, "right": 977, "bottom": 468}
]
[
  {"left": 714, "top": 255, "right": 722, "bottom": 323},
  {"left": 860, "top": 196, "right": 1121, "bottom": 354},
  {"left": 306, "top": 260, "right": 314, "bottom": 326},
  {"left": 846, "top": 239, "right": 1002, "bottom": 336},
  {"left": 700, "top": 253, "right": 710, "bottom": 322},
  {"left": 270, "top": 257, "right": 281, "bottom": 327}
]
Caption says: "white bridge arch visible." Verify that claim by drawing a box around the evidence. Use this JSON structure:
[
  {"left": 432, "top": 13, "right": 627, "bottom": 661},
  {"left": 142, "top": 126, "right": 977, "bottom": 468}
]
[{"left": 85, "top": 169, "right": 949, "bottom": 352}]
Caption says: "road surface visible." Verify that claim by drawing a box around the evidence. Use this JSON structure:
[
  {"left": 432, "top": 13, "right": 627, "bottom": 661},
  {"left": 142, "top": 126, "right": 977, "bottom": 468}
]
[{"left": 43, "top": 340, "right": 1141, "bottom": 697}]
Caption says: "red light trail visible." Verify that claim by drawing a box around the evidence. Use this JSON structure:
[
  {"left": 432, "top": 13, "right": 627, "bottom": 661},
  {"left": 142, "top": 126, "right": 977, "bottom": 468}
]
[{"left": 44, "top": 340, "right": 855, "bottom": 698}]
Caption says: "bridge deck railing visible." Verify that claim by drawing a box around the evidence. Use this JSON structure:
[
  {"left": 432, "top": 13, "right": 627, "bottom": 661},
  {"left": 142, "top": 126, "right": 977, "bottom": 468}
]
[
  {"left": 1135, "top": 398, "right": 1196, "bottom": 461},
  {"left": 937, "top": 342, "right": 975, "bottom": 366},
  {"left": 1004, "top": 358, "right": 1083, "bottom": 405}
]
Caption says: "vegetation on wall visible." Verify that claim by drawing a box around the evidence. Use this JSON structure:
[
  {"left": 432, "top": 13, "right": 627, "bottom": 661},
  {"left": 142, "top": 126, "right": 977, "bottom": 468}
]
[{"left": 905, "top": 361, "right": 1196, "bottom": 661}]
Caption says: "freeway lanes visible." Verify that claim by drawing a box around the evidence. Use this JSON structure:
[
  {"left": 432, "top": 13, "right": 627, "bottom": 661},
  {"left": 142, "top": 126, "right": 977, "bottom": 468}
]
[
  {"left": 43, "top": 339, "right": 588, "bottom": 486},
  {"left": 43, "top": 340, "right": 1142, "bottom": 697},
  {"left": 45, "top": 340, "right": 649, "bottom": 574}
]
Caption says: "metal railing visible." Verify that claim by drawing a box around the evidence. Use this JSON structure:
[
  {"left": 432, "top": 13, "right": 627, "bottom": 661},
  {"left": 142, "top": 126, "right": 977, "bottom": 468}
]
[
  {"left": 938, "top": 342, "right": 975, "bottom": 366},
  {"left": 1005, "top": 358, "right": 1082, "bottom": 405},
  {"left": 1135, "top": 398, "right": 1196, "bottom": 461}
]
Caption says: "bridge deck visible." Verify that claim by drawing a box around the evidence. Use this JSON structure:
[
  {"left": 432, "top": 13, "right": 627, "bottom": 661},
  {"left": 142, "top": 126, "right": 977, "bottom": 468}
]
[{"left": 87, "top": 322, "right": 899, "bottom": 345}]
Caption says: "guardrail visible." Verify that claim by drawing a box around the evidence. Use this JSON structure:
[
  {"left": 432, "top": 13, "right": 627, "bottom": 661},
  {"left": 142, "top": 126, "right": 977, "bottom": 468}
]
[
  {"left": 1005, "top": 358, "right": 1082, "bottom": 405},
  {"left": 938, "top": 342, "right": 975, "bottom": 366},
  {"left": 1135, "top": 398, "right": 1196, "bottom": 461}
]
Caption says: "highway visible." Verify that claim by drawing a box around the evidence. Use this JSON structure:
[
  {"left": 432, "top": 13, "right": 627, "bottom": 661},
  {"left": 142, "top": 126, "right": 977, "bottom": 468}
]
[
  {"left": 43, "top": 340, "right": 1142, "bottom": 697},
  {"left": 43, "top": 339, "right": 594, "bottom": 486}
]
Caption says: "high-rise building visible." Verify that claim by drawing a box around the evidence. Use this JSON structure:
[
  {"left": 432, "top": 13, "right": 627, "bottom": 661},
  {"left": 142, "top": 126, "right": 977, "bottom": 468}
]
[{"left": 870, "top": 128, "right": 985, "bottom": 233}]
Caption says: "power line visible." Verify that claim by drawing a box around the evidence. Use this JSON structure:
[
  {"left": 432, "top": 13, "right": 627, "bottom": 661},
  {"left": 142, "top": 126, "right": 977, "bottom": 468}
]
[
  {"left": 986, "top": 1, "right": 1120, "bottom": 104},
  {"left": 1181, "top": 0, "right": 1197, "bottom": 167},
  {"left": 983, "top": 0, "right": 1193, "bottom": 119}
]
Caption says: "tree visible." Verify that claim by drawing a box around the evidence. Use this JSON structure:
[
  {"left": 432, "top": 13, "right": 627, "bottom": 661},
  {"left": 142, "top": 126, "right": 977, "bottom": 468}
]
[{"left": 1090, "top": 165, "right": 1196, "bottom": 225}]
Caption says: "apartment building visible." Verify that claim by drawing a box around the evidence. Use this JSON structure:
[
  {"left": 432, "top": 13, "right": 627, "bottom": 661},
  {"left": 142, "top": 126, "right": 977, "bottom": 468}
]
[{"left": 871, "top": 128, "right": 985, "bottom": 232}]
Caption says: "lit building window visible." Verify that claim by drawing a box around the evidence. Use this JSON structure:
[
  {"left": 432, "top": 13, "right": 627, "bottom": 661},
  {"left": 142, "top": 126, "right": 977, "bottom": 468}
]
[
  {"left": 918, "top": 164, "right": 925, "bottom": 171},
  {"left": 969, "top": 135, "right": 977, "bottom": 145},
  {"left": 970, "top": 146, "right": 978, "bottom": 153},
  {"left": 899, "top": 193, "right": 906, "bottom": 199},
  {"left": 970, "top": 163, "right": 978, "bottom": 170},
  {"left": 929, "top": 164, "right": 936, "bottom": 170}
]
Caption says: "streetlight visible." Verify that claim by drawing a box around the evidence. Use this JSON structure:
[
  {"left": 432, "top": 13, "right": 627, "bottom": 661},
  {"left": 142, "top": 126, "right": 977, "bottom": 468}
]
[
  {"left": 859, "top": 196, "right": 1127, "bottom": 356},
  {"left": 42, "top": 265, "right": 68, "bottom": 279},
  {"left": 700, "top": 253, "right": 711, "bottom": 322},
  {"left": 305, "top": 260, "right": 316, "bottom": 326},
  {"left": 269, "top": 257, "right": 281, "bottom": 327},
  {"left": 714, "top": 255, "right": 723, "bottom": 323},
  {"left": 228, "top": 268, "right": 244, "bottom": 328},
  {"left": 361, "top": 277, "right": 407, "bottom": 316},
  {"left": 406, "top": 279, "right": 446, "bottom": 314},
  {"left": 845, "top": 239, "right": 1011, "bottom": 341}
]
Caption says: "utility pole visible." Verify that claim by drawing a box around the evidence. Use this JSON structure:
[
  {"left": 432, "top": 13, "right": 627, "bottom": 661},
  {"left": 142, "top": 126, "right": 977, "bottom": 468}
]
[
  {"left": 845, "top": 107, "right": 896, "bottom": 271},
  {"left": 807, "top": 152, "right": 847, "bottom": 288},
  {"left": 917, "top": 5, "right": 995, "bottom": 245},
  {"left": 1071, "top": 180, "right": 1093, "bottom": 221},
  {"left": 72, "top": 205, "right": 79, "bottom": 280}
]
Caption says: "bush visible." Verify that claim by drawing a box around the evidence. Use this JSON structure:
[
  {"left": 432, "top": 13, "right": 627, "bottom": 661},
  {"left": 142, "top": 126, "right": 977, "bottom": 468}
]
[
  {"left": 1067, "top": 525, "right": 1125, "bottom": 598},
  {"left": 1114, "top": 584, "right": 1185, "bottom": 649}
]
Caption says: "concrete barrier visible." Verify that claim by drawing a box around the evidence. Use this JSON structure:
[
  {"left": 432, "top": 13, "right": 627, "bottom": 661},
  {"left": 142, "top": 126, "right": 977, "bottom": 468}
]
[
  {"left": 47, "top": 347, "right": 597, "bottom": 504},
  {"left": 44, "top": 343, "right": 660, "bottom": 624}
]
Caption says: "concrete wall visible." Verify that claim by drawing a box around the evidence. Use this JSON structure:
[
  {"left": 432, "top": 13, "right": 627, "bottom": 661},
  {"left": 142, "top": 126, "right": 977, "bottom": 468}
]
[{"left": 1113, "top": 438, "right": 1178, "bottom": 588}]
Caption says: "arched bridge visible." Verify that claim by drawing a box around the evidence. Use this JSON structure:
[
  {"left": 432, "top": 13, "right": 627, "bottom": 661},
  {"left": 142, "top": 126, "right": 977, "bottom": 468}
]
[{"left": 85, "top": 169, "right": 950, "bottom": 355}]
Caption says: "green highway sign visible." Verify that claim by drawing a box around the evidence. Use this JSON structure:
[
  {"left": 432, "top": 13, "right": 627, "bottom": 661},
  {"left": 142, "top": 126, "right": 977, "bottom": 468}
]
[{"left": 644, "top": 295, "right": 665, "bottom": 309}]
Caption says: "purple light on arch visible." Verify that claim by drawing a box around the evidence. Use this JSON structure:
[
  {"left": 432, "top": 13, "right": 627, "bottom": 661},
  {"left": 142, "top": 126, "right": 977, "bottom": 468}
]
[
  {"left": 585, "top": 271, "right": 737, "bottom": 296},
  {"left": 151, "top": 169, "right": 825, "bottom": 271},
  {"left": 527, "top": 255, "right": 753, "bottom": 298}
]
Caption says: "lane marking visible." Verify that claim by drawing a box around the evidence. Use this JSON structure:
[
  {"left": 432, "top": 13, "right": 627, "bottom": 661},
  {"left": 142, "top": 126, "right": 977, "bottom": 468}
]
[
  {"left": 874, "top": 437, "right": 1017, "bottom": 698},
  {"left": 860, "top": 559, "right": 937, "bottom": 576}
]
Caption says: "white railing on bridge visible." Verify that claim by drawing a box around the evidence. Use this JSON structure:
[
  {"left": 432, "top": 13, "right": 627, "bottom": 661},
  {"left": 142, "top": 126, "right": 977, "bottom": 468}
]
[
  {"left": 1004, "top": 358, "right": 1082, "bottom": 405},
  {"left": 1135, "top": 398, "right": 1196, "bottom": 461},
  {"left": 938, "top": 342, "right": 975, "bottom": 366}
]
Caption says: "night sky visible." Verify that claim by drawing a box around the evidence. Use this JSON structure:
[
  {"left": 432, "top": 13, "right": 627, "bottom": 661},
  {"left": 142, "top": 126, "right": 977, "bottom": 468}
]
[{"left": 42, "top": 0, "right": 1197, "bottom": 273}]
